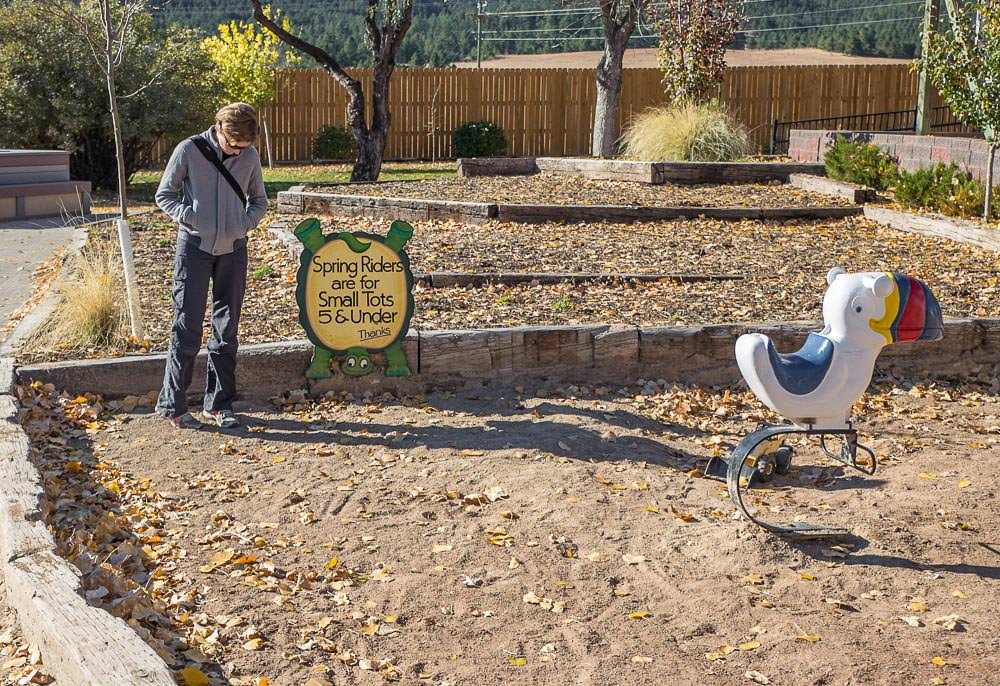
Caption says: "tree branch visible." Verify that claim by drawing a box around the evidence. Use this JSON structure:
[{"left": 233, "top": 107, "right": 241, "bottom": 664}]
[
  {"left": 248, "top": 0, "right": 355, "bottom": 89},
  {"left": 364, "top": 0, "right": 384, "bottom": 53}
]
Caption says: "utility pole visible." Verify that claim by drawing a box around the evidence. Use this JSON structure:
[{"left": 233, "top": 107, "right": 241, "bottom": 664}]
[
  {"left": 476, "top": 0, "right": 484, "bottom": 68},
  {"left": 916, "top": 0, "right": 940, "bottom": 134}
]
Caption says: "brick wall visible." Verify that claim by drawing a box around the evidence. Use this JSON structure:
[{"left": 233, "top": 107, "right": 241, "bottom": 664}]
[{"left": 788, "top": 130, "right": 999, "bottom": 181}]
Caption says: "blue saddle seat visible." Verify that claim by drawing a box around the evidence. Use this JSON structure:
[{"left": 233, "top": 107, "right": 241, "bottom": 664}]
[{"left": 765, "top": 332, "right": 835, "bottom": 396}]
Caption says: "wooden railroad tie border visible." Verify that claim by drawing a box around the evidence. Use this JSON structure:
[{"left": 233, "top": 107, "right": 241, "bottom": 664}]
[
  {"left": 456, "top": 157, "right": 828, "bottom": 184},
  {"left": 864, "top": 205, "right": 1000, "bottom": 252},
  {"left": 787, "top": 173, "right": 878, "bottom": 204},
  {"left": 414, "top": 272, "right": 744, "bottom": 288},
  {"left": 0, "top": 357, "right": 175, "bottom": 685},
  {"left": 15, "top": 319, "right": 1000, "bottom": 401},
  {"left": 275, "top": 189, "right": 862, "bottom": 224}
]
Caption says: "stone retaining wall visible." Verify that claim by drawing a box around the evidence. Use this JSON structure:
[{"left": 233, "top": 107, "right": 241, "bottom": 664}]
[{"left": 789, "top": 130, "right": 995, "bottom": 181}]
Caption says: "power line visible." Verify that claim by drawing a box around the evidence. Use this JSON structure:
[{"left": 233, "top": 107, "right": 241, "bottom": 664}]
[
  {"left": 483, "top": 14, "right": 922, "bottom": 41},
  {"left": 741, "top": 14, "right": 921, "bottom": 33},
  {"left": 745, "top": 0, "right": 923, "bottom": 21}
]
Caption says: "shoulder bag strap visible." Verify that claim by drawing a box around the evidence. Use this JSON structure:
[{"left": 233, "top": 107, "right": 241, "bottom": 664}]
[{"left": 189, "top": 136, "right": 248, "bottom": 207}]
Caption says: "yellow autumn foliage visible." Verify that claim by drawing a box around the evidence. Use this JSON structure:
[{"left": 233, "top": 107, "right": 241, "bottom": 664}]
[{"left": 201, "top": 5, "right": 301, "bottom": 109}]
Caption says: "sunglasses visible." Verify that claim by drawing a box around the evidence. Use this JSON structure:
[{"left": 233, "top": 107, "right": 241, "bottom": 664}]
[{"left": 220, "top": 129, "right": 252, "bottom": 151}]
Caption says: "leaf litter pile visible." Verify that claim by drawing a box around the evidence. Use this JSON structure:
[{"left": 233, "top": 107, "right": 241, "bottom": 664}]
[{"left": 15, "top": 367, "right": 1000, "bottom": 685}]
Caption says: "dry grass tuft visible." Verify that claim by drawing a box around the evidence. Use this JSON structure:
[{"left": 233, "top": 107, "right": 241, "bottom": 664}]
[
  {"left": 19, "top": 227, "right": 129, "bottom": 358},
  {"left": 620, "top": 101, "right": 752, "bottom": 162}
]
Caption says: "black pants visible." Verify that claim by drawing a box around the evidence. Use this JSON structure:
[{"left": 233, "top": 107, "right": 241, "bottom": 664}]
[{"left": 156, "top": 232, "right": 248, "bottom": 418}]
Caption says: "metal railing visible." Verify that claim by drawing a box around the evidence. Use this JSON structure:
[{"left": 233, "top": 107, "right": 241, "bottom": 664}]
[{"left": 770, "top": 106, "right": 969, "bottom": 155}]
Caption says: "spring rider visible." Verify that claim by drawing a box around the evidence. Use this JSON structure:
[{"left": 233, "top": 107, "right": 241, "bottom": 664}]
[{"left": 705, "top": 267, "right": 943, "bottom": 537}]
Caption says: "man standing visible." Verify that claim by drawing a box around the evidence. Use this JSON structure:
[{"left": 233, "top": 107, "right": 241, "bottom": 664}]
[{"left": 154, "top": 102, "right": 268, "bottom": 429}]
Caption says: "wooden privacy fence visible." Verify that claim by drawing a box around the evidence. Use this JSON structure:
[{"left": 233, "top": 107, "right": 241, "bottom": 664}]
[{"left": 153, "top": 64, "right": 952, "bottom": 163}]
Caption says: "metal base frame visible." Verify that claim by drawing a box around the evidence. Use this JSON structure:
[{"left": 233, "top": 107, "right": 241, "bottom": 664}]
[{"left": 704, "top": 424, "right": 876, "bottom": 539}]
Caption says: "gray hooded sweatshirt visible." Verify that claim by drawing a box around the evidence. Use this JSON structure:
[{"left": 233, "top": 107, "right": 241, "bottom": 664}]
[{"left": 155, "top": 127, "right": 268, "bottom": 255}]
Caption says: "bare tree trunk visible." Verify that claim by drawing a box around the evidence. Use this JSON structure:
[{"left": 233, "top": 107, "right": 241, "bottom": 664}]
[
  {"left": 109, "top": 73, "right": 145, "bottom": 340},
  {"left": 104, "top": 12, "right": 144, "bottom": 340},
  {"left": 362, "top": 56, "right": 395, "bottom": 181},
  {"left": 262, "top": 115, "right": 273, "bottom": 169},
  {"left": 593, "top": 46, "right": 626, "bottom": 158},
  {"left": 593, "top": 1, "right": 641, "bottom": 159},
  {"left": 986, "top": 143, "right": 996, "bottom": 221},
  {"left": 250, "top": 0, "right": 411, "bottom": 182}
]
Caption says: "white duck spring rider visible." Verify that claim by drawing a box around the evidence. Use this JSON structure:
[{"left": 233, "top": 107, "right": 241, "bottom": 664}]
[{"left": 705, "top": 267, "right": 943, "bottom": 537}]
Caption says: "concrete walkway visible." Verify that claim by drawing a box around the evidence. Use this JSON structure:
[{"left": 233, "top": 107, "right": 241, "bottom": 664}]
[{"left": 0, "top": 217, "right": 76, "bottom": 343}]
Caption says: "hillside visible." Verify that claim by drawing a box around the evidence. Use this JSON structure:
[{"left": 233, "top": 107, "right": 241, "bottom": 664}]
[{"left": 151, "top": 0, "right": 924, "bottom": 67}]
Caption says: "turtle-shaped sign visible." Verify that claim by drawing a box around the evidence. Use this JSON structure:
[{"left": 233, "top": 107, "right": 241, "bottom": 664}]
[{"left": 293, "top": 217, "right": 415, "bottom": 379}]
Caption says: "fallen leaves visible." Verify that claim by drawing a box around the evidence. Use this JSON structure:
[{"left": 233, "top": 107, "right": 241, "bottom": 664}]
[
  {"left": 485, "top": 526, "right": 514, "bottom": 547},
  {"left": 823, "top": 597, "right": 859, "bottom": 612},
  {"left": 931, "top": 614, "right": 967, "bottom": 632},
  {"left": 522, "top": 591, "right": 566, "bottom": 614},
  {"left": 705, "top": 644, "right": 734, "bottom": 661},
  {"left": 622, "top": 553, "right": 646, "bottom": 565},
  {"left": 182, "top": 667, "right": 210, "bottom": 686}
]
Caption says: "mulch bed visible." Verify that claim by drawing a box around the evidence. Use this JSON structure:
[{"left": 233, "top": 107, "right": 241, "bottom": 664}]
[
  {"left": 302, "top": 175, "right": 854, "bottom": 208},
  {"left": 14, "top": 205, "right": 999, "bottom": 364}
]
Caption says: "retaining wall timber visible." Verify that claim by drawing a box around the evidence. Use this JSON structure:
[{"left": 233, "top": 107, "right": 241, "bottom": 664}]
[
  {"left": 275, "top": 189, "right": 861, "bottom": 225},
  {"left": 457, "top": 157, "right": 538, "bottom": 177},
  {"left": 788, "top": 130, "right": 994, "bottom": 181},
  {"left": 0, "top": 358, "right": 174, "bottom": 685},
  {"left": 787, "top": 173, "right": 877, "bottom": 204},
  {"left": 457, "top": 157, "right": 827, "bottom": 184},
  {"left": 16, "top": 320, "right": 1000, "bottom": 399},
  {"left": 277, "top": 187, "right": 497, "bottom": 223},
  {"left": 864, "top": 205, "right": 1000, "bottom": 252}
]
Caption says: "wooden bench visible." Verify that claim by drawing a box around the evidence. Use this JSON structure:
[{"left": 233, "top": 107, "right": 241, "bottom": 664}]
[{"left": 0, "top": 151, "right": 91, "bottom": 221}]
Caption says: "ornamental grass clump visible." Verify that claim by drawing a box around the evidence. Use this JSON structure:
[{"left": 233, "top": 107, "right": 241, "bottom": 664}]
[
  {"left": 20, "top": 235, "right": 127, "bottom": 358},
  {"left": 56, "top": 241, "right": 126, "bottom": 348},
  {"left": 619, "top": 101, "right": 751, "bottom": 162}
]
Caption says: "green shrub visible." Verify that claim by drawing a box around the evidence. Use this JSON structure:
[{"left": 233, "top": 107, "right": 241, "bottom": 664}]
[
  {"left": 452, "top": 121, "right": 507, "bottom": 158},
  {"left": 619, "top": 101, "right": 752, "bottom": 162},
  {"left": 823, "top": 136, "right": 898, "bottom": 191},
  {"left": 312, "top": 125, "right": 354, "bottom": 161},
  {"left": 894, "top": 162, "right": 994, "bottom": 219}
]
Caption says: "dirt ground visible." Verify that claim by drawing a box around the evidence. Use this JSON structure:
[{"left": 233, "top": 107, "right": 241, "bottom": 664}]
[
  {"left": 18, "top": 372, "right": 999, "bottom": 686},
  {"left": 453, "top": 47, "right": 912, "bottom": 69}
]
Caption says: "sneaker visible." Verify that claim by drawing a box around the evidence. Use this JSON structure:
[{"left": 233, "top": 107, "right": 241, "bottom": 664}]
[
  {"left": 167, "top": 412, "right": 202, "bottom": 430},
  {"left": 203, "top": 408, "right": 240, "bottom": 428}
]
